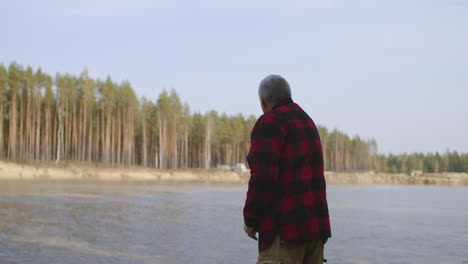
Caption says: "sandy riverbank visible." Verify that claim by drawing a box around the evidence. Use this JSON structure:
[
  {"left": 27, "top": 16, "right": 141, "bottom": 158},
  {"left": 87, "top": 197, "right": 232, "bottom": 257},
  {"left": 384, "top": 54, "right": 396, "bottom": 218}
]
[
  {"left": 1, "top": 161, "right": 467, "bottom": 186},
  {"left": 325, "top": 171, "right": 468, "bottom": 186},
  {"left": 0, "top": 161, "right": 245, "bottom": 183}
]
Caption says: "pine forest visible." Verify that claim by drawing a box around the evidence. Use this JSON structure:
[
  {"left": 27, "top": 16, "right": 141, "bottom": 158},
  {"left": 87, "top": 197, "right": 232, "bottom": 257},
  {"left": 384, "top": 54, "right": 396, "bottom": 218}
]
[{"left": 0, "top": 63, "right": 467, "bottom": 173}]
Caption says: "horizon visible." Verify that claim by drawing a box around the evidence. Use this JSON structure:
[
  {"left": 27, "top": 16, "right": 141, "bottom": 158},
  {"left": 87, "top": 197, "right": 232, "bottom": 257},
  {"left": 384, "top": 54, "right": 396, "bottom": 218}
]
[{"left": 1, "top": 0, "right": 467, "bottom": 154}]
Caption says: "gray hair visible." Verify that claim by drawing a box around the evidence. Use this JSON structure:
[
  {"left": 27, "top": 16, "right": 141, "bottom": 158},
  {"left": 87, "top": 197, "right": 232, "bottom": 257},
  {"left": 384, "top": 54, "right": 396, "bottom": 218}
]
[{"left": 258, "top": 74, "right": 292, "bottom": 106}]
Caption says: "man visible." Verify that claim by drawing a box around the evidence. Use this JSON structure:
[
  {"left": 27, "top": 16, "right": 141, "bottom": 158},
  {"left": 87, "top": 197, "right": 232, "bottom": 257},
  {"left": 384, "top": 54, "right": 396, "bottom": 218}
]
[{"left": 243, "top": 75, "right": 331, "bottom": 264}]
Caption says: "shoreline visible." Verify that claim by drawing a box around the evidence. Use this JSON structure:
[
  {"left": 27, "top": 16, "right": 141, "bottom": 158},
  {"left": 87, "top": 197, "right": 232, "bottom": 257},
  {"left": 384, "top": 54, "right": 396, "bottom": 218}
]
[
  {"left": 0, "top": 161, "right": 246, "bottom": 183},
  {"left": 1, "top": 161, "right": 467, "bottom": 186}
]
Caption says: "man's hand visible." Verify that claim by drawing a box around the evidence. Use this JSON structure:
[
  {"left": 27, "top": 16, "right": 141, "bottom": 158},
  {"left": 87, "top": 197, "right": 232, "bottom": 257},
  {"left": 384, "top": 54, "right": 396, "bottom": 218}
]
[{"left": 244, "top": 224, "right": 257, "bottom": 240}]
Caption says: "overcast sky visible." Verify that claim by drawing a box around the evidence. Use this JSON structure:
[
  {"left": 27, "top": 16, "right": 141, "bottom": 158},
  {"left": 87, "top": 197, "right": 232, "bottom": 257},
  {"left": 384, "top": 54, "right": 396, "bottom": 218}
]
[{"left": 1, "top": 0, "right": 467, "bottom": 154}]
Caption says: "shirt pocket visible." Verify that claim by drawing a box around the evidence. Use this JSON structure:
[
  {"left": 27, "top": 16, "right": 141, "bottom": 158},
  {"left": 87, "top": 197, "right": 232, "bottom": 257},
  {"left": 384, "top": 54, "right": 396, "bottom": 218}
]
[{"left": 257, "top": 259, "right": 282, "bottom": 264}]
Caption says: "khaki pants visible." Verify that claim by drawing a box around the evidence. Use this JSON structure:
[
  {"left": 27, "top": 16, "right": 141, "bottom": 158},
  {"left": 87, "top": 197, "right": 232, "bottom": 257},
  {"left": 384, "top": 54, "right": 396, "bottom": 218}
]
[{"left": 257, "top": 235, "right": 324, "bottom": 264}]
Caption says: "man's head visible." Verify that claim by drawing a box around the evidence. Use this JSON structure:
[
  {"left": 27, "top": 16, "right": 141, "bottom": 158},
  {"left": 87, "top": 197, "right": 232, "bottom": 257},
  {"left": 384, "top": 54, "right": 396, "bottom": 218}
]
[{"left": 258, "top": 74, "right": 292, "bottom": 113}]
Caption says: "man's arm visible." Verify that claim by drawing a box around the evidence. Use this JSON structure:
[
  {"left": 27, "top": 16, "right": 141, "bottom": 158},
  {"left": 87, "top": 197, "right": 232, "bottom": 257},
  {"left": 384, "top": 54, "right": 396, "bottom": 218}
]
[{"left": 243, "top": 117, "right": 284, "bottom": 232}]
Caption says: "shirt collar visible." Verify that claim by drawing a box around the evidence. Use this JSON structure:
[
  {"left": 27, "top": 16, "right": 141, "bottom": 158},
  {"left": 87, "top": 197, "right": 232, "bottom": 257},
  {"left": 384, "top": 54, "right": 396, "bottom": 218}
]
[{"left": 272, "top": 98, "right": 293, "bottom": 110}]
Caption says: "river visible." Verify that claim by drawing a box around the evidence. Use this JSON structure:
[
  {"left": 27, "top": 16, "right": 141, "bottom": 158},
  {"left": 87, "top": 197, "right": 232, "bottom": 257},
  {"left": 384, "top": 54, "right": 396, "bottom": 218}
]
[{"left": 0, "top": 182, "right": 467, "bottom": 264}]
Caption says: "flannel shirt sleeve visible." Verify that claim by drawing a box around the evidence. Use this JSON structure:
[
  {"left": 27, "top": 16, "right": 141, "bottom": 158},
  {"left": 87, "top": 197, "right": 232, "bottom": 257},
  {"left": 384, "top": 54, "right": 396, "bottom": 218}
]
[{"left": 243, "top": 117, "right": 284, "bottom": 228}]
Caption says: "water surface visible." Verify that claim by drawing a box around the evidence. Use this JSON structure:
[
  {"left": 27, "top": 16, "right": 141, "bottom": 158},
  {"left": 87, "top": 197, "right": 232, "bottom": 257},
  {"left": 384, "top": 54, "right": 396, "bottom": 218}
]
[{"left": 0, "top": 182, "right": 467, "bottom": 264}]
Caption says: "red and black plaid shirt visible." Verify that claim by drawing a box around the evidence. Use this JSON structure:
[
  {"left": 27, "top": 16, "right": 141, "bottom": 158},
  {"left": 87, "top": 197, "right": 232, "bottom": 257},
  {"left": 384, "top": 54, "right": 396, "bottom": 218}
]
[{"left": 243, "top": 99, "right": 331, "bottom": 252}]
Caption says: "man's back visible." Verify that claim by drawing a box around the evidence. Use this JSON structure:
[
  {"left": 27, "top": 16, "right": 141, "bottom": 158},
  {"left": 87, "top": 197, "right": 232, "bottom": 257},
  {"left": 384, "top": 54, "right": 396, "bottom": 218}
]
[{"left": 243, "top": 99, "right": 331, "bottom": 252}]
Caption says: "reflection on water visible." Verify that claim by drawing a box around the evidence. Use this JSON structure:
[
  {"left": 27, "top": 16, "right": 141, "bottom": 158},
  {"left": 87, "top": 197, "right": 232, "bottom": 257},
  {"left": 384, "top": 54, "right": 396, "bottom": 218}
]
[{"left": 0, "top": 182, "right": 467, "bottom": 264}]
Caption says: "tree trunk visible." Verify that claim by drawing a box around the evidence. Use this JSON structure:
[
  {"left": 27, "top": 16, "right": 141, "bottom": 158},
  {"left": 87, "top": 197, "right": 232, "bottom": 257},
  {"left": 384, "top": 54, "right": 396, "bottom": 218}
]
[
  {"left": 35, "top": 97, "right": 41, "bottom": 160},
  {"left": 8, "top": 89, "right": 17, "bottom": 160},
  {"left": 0, "top": 103, "right": 4, "bottom": 158},
  {"left": 56, "top": 100, "right": 63, "bottom": 164},
  {"left": 142, "top": 114, "right": 147, "bottom": 167},
  {"left": 204, "top": 117, "right": 212, "bottom": 169},
  {"left": 158, "top": 113, "right": 163, "bottom": 169}
]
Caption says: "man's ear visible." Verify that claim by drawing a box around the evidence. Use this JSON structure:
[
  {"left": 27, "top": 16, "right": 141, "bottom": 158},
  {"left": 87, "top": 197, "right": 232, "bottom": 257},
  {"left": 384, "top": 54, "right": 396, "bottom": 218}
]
[
  {"left": 260, "top": 97, "right": 267, "bottom": 110},
  {"left": 260, "top": 97, "right": 272, "bottom": 113}
]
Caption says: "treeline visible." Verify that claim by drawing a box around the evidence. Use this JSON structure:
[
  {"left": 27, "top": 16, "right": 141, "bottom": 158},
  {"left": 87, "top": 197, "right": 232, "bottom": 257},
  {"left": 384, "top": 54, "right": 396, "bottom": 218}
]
[
  {"left": 0, "top": 62, "right": 466, "bottom": 173},
  {"left": 377, "top": 152, "right": 468, "bottom": 174},
  {"left": 318, "top": 127, "right": 378, "bottom": 171},
  {"left": 316, "top": 128, "right": 468, "bottom": 173},
  {"left": 0, "top": 62, "right": 259, "bottom": 168}
]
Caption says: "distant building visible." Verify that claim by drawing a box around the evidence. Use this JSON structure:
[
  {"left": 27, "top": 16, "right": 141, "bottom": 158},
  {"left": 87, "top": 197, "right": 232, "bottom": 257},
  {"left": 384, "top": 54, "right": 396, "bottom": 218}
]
[
  {"left": 217, "top": 164, "right": 231, "bottom": 170},
  {"left": 410, "top": 170, "right": 423, "bottom": 177},
  {"left": 232, "top": 163, "right": 248, "bottom": 172}
]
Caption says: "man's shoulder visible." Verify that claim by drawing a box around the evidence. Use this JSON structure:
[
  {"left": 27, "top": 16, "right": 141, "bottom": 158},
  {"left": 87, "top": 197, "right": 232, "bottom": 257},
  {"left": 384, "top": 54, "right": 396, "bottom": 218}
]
[
  {"left": 255, "top": 102, "right": 311, "bottom": 129},
  {"left": 270, "top": 103, "right": 300, "bottom": 117},
  {"left": 271, "top": 102, "right": 313, "bottom": 123},
  {"left": 252, "top": 111, "right": 286, "bottom": 138},
  {"left": 257, "top": 108, "right": 284, "bottom": 125}
]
